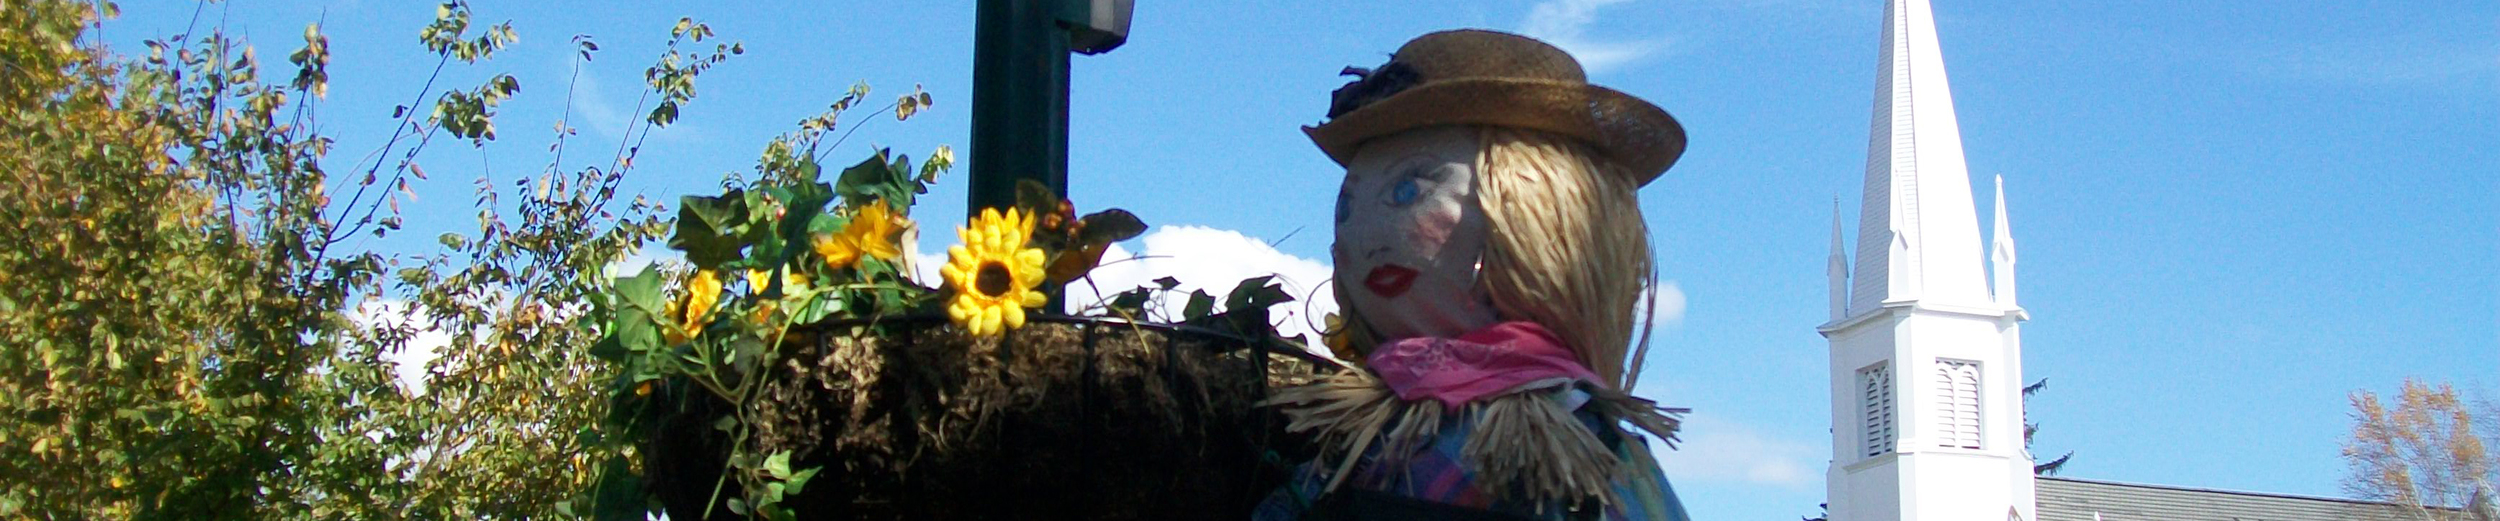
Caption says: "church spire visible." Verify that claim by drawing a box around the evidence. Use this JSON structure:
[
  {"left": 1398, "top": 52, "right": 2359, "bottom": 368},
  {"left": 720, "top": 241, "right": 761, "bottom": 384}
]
[
  {"left": 1848, "top": 0, "right": 1991, "bottom": 314},
  {"left": 1991, "top": 175, "right": 2018, "bottom": 309}
]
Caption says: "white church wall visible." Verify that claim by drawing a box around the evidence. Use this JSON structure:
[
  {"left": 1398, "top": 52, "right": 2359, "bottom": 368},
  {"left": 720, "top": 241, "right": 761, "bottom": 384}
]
[
  {"left": 1904, "top": 451, "right": 2020, "bottom": 520},
  {"left": 1831, "top": 460, "right": 1904, "bottom": 521}
]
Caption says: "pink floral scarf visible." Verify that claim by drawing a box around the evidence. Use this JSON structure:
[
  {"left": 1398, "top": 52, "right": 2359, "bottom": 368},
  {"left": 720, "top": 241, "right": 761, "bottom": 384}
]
[{"left": 1365, "top": 321, "right": 1602, "bottom": 412}]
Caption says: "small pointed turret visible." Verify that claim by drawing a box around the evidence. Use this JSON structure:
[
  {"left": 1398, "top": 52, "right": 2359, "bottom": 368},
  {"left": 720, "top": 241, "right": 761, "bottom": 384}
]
[
  {"left": 1991, "top": 175, "right": 2017, "bottom": 309},
  {"left": 1830, "top": 199, "right": 1850, "bottom": 321}
]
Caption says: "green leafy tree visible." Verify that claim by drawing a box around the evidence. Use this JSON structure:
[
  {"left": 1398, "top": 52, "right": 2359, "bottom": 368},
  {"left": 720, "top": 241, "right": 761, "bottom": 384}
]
[
  {"left": 0, "top": 1, "right": 756, "bottom": 517},
  {"left": 0, "top": 0, "right": 409, "bottom": 515}
]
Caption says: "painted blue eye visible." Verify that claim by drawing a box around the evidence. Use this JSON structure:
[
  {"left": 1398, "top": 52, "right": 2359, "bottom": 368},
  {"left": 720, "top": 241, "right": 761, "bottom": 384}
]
[
  {"left": 1335, "top": 188, "right": 1352, "bottom": 223},
  {"left": 1389, "top": 177, "right": 1420, "bottom": 206}
]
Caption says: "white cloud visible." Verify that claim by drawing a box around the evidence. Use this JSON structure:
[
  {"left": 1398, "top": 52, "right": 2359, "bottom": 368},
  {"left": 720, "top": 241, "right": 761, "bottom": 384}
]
[
  {"left": 351, "top": 300, "right": 453, "bottom": 395},
  {"left": 559, "top": 52, "right": 632, "bottom": 144},
  {"left": 1640, "top": 280, "right": 1688, "bottom": 327},
  {"left": 554, "top": 51, "right": 704, "bottom": 159},
  {"left": 1060, "top": 226, "right": 1339, "bottom": 353},
  {"left": 1648, "top": 415, "right": 1822, "bottom": 489},
  {"left": 1519, "top": 0, "right": 1674, "bottom": 74}
]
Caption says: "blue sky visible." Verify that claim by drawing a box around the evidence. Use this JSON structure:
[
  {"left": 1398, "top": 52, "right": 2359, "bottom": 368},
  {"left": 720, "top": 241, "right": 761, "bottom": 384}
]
[{"left": 107, "top": 1, "right": 2498, "bottom": 519}]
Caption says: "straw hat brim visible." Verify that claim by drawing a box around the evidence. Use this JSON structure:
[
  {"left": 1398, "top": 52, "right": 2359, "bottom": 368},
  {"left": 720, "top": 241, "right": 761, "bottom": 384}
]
[{"left": 1305, "top": 77, "right": 1687, "bottom": 186}]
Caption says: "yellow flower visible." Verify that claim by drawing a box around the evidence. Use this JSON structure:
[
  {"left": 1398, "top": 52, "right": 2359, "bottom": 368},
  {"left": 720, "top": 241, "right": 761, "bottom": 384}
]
[
  {"left": 846, "top": 201, "right": 906, "bottom": 262},
  {"left": 812, "top": 232, "right": 860, "bottom": 271},
  {"left": 813, "top": 201, "right": 909, "bottom": 272},
  {"left": 746, "top": 267, "right": 810, "bottom": 292},
  {"left": 941, "top": 207, "right": 1048, "bottom": 336},
  {"left": 664, "top": 269, "right": 722, "bottom": 344}
]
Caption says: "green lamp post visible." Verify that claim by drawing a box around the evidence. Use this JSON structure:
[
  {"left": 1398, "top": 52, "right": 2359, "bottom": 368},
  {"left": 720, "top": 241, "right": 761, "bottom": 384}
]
[{"left": 968, "top": 0, "right": 1131, "bottom": 312}]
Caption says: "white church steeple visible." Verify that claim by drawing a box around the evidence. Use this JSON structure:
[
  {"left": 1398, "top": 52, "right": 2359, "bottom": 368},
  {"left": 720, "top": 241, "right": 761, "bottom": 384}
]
[
  {"left": 1821, "top": 1, "right": 2036, "bottom": 520},
  {"left": 1848, "top": 0, "right": 1992, "bottom": 314}
]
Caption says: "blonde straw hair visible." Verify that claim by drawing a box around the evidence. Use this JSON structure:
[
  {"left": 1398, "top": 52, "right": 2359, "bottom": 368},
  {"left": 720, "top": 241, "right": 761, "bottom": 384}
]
[{"left": 1473, "top": 126, "right": 1655, "bottom": 389}]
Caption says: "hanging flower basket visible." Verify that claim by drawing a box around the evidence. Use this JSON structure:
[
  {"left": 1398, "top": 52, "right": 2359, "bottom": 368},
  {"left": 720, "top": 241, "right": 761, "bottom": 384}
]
[
  {"left": 641, "top": 315, "right": 1331, "bottom": 520},
  {"left": 585, "top": 140, "right": 1345, "bottom": 519}
]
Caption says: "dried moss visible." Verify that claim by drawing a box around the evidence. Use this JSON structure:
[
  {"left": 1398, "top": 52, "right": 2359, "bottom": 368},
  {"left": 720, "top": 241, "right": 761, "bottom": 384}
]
[{"left": 646, "top": 318, "right": 1328, "bottom": 520}]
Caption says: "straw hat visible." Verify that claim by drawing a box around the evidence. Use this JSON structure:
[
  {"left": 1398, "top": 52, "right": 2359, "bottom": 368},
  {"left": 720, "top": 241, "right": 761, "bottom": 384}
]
[{"left": 1305, "top": 29, "right": 1687, "bottom": 186}]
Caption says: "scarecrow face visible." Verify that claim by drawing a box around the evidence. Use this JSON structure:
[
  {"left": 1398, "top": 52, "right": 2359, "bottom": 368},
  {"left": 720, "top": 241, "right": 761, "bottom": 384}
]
[{"left": 1333, "top": 126, "right": 1499, "bottom": 342}]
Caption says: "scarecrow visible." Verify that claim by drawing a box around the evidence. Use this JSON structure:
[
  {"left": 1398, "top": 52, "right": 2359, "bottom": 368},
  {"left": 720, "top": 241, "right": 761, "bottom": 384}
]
[{"left": 1258, "top": 30, "right": 1691, "bottom": 521}]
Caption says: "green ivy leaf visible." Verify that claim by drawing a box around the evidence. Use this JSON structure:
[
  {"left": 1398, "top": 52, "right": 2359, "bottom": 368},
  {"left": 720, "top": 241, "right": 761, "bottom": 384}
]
[
  {"left": 1107, "top": 288, "right": 1153, "bottom": 316},
  {"left": 785, "top": 466, "right": 819, "bottom": 495},
  {"left": 1076, "top": 208, "right": 1147, "bottom": 244},
  {"left": 763, "top": 451, "right": 792, "bottom": 479},
  {"left": 1013, "top": 179, "right": 1061, "bottom": 220},
  {"left": 588, "top": 331, "right": 628, "bottom": 364},
  {"left": 833, "top": 149, "right": 893, "bottom": 205},
  {"left": 793, "top": 156, "right": 822, "bottom": 183},
  {"left": 1182, "top": 290, "right": 1216, "bottom": 321},
  {"left": 615, "top": 266, "right": 667, "bottom": 314},
  {"left": 670, "top": 193, "right": 749, "bottom": 268},
  {"left": 1224, "top": 275, "right": 1294, "bottom": 312},
  {"left": 773, "top": 181, "right": 835, "bottom": 265},
  {"left": 1221, "top": 276, "right": 1293, "bottom": 335},
  {"left": 616, "top": 309, "right": 659, "bottom": 355},
  {"left": 806, "top": 212, "right": 846, "bottom": 236},
  {"left": 742, "top": 188, "right": 790, "bottom": 267},
  {"left": 884, "top": 152, "right": 921, "bottom": 207}
]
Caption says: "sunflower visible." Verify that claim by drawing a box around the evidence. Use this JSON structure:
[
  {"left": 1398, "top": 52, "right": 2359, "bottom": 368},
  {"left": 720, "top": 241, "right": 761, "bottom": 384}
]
[
  {"left": 812, "top": 200, "right": 907, "bottom": 272},
  {"left": 663, "top": 269, "right": 723, "bottom": 344},
  {"left": 942, "top": 207, "right": 1048, "bottom": 336}
]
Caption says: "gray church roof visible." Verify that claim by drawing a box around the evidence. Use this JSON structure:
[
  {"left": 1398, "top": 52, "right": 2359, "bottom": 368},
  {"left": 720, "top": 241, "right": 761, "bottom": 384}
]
[{"left": 2038, "top": 476, "right": 2465, "bottom": 521}]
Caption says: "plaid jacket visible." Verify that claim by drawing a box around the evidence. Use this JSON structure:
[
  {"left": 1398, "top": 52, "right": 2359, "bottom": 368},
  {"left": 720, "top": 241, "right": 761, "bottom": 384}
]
[{"left": 1256, "top": 406, "right": 1691, "bottom": 521}]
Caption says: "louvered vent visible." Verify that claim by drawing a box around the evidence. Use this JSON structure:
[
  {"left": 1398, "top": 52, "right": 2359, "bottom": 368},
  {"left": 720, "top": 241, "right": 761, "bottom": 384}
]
[
  {"left": 1935, "top": 359, "right": 1982, "bottom": 449},
  {"left": 1860, "top": 363, "right": 1896, "bottom": 458}
]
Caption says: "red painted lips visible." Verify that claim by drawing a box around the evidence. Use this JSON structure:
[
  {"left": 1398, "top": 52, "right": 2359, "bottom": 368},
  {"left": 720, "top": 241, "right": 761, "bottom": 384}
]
[{"left": 1364, "top": 265, "right": 1418, "bottom": 298}]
